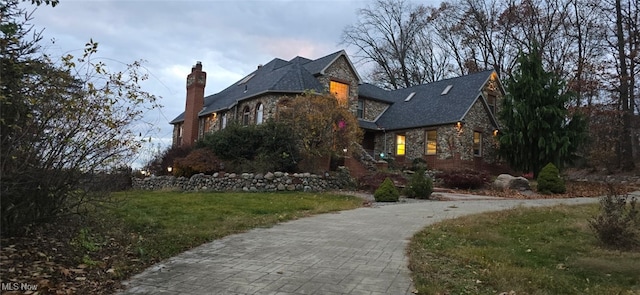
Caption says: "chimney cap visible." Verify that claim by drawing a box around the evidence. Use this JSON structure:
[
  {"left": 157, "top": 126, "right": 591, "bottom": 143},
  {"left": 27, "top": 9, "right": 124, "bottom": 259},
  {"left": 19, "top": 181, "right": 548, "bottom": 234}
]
[{"left": 196, "top": 61, "right": 202, "bottom": 65}]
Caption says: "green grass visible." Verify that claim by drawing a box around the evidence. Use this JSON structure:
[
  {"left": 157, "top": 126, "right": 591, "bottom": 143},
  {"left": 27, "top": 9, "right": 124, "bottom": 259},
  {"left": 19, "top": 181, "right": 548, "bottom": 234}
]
[
  {"left": 407, "top": 204, "right": 640, "bottom": 295},
  {"left": 109, "top": 191, "right": 362, "bottom": 260}
]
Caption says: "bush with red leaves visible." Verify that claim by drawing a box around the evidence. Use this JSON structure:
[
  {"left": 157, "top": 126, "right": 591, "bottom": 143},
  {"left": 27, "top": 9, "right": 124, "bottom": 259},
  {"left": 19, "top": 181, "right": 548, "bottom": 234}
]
[
  {"left": 174, "top": 148, "right": 223, "bottom": 177},
  {"left": 438, "top": 169, "right": 490, "bottom": 189}
]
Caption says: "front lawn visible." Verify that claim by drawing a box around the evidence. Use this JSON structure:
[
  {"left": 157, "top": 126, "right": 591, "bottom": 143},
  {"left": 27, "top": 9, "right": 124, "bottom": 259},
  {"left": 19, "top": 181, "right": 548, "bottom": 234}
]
[
  {"left": 0, "top": 191, "right": 362, "bottom": 294},
  {"left": 407, "top": 204, "right": 640, "bottom": 294},
  {"left": 111, "top": 191, "right": 363, "bottom": 259}
]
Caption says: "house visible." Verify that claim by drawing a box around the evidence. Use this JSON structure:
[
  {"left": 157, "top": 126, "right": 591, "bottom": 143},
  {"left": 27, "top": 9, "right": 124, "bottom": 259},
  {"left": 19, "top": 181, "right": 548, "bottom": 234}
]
[{"left": 170, "top": 50, "right": 505, "bottom": 172}]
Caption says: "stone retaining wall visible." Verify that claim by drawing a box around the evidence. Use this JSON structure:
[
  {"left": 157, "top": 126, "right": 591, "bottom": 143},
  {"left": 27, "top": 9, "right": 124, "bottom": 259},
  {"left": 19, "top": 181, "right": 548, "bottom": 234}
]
[{"left": 132, "top": 169, "right": 355, "bottom": 192}]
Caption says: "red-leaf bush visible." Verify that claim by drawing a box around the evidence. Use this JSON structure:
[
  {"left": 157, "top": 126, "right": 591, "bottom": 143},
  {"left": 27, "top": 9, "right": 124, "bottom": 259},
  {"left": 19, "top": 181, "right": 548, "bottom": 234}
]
[{"left": 438, "top": 169, "right": 490, "bottom": 189}]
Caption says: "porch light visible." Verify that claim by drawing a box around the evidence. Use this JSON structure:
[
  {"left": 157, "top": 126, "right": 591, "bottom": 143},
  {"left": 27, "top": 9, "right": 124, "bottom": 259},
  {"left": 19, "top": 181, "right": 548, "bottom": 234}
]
[
  {"left": 456, "top": 120, "right": 465, "bottom": 131},
  {"left": 493, "top": 129, "right": 499, "bottom": 136}
]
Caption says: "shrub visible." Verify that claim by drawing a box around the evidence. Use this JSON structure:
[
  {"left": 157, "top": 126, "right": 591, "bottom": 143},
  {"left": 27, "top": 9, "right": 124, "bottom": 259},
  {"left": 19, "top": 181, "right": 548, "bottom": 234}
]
[
  {"left": 410, "top": 158, "right": 428, "bottom": 171},
  {"left": 173, "top": 148, "right": 222, "bottom": 177},
  {"left": 405, "top": 168, "right": 433, "bottom": 199},
  {"left": 438, "top": 169, "right": 489, "bottom": 189},
  {"left": 198, "top": 121, "right": 299, "bottom": 173},
  {"left": 589, "top": 187, "right": 640, "bottom": 250},
  {"left": 537, "top": 163, "right": 565, "bottom": 194},
  {"left": 374, "top": 178, "right": 400, "bottom": 202},
  {"left": 146, "top": 146, "right": 192, "bottom": 176}
]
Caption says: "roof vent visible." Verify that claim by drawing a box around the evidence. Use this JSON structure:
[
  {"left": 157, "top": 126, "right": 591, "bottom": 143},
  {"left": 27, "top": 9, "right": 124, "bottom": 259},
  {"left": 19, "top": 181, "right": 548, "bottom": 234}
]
[
  {"left": 441, "top": 85, "right": 453, "bottom": 95},
  {"left": 404, "top": 92, "right": 416, "bottom": 102}
]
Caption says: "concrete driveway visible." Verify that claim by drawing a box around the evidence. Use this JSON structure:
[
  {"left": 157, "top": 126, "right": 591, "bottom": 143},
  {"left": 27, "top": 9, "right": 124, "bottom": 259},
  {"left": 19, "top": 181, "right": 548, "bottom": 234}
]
[{"left": 119, "top": 196, "right": 601, "bottom": 295}]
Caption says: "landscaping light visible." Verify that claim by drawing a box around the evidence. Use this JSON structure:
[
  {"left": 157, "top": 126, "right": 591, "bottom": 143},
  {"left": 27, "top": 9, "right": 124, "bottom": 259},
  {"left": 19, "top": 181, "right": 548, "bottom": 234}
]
[{"left": 167, "top": 166, "right": 173, "bottom": 173}]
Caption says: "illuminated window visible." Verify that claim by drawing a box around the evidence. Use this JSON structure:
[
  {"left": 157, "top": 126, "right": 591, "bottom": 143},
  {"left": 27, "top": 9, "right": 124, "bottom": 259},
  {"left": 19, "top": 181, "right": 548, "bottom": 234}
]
[
  {"left": 330, "top": 80, "right": 349, "bottom": 106},
  {"left": 396, "top": 134, "right": 405, "bottom": 156},
  {"left": 256, "top": 103, "right": 264, "bottom": 124},
  {"left": 357, "top": 99, "right": 364, "bottom": 118},
  {"left": 425, "top": 130, "right": 437, "bottom": 155},
  {"left": 473, "top": 131, "right": 482, "bottom": 156},
  {"left": 243, "top": 106, "right": 250, "bottom": 125}
]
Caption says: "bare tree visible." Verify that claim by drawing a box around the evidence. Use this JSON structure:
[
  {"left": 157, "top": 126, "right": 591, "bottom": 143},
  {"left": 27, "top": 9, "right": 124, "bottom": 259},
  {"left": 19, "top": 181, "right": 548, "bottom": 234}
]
[{"left": 341, "top": 0, "right": 433, "bottom": 89}]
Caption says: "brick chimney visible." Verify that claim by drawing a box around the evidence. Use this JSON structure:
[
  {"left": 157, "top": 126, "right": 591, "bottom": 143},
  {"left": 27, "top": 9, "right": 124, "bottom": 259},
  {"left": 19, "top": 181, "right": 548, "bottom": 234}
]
[{"left": 182, "top": 61, "right": 206, "bottom": 147}]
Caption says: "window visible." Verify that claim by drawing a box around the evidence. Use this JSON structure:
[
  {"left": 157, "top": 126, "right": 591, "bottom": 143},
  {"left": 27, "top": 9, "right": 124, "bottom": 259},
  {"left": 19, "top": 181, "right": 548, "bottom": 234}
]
[
  {"left": 330, "top": 80, "right": 349, "bottom": 106},
  {"left": 425, "top": 130, "right": 437, "bottom": 155},
  {"left": 357, "top": 99, "right": 364, "bottom": 119},
  {"left": 473, "top": 131, "right": 482, "bottom": 156},
  {"left": 488, "top": 94, "right": 496, "bottom": 115},
  {"left": 221, "top": 113, "right": 227, "bottom": 129},
  {"left": 255, "top": 103, "right": 264, "bottom": 124},
  {"left": 396, "top": 134, "right": 405, "bottom": 156},
  {"left": 242, "top": 106, "right": 250, "bottom": 125}
]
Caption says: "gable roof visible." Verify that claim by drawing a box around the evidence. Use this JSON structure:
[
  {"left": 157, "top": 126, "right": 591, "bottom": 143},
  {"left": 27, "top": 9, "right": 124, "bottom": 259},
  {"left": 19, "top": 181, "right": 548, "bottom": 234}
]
[
  {"left": 362, "top": 70, "right": 498, "bottom": 130},
  {"left": 170, "top": 50, "right": 358, "bottom": 124}
]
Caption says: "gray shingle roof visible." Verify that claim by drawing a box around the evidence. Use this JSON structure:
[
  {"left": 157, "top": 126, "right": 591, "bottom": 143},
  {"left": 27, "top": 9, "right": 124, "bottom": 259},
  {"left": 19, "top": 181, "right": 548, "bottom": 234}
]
[
  {"left": 170, "top": 50, "right": 351, "bottom": 124},
  {"left": 365, "top": 70, "right": 496, "bottom": 131},
  {"left": 358, "top": 83, "right": 395, "bottom": 103}
]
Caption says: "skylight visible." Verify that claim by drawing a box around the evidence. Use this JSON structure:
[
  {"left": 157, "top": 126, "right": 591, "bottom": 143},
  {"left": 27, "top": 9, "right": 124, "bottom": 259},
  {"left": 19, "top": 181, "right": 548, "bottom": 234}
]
[
  {"left": 404, "top": 92, "right": 416, "bottom": 102},
  {"left": 237, "top": 73, "right": 255, "bottom": 85},
  {"left": 441, "top": 85, "right": 453, "bottom": 95}
]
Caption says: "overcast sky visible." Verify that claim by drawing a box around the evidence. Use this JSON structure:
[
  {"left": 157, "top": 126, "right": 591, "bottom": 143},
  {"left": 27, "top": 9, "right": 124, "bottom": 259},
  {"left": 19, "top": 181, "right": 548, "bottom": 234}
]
[{"left": 23, "top": 0, "right": 438, "bottom": 167}]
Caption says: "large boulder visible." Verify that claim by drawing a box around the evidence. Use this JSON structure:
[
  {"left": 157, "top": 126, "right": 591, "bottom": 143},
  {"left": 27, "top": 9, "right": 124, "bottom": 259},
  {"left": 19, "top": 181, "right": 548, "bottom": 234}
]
[{"left": 493, "top": 174, "right": 531, "bottom": 191}]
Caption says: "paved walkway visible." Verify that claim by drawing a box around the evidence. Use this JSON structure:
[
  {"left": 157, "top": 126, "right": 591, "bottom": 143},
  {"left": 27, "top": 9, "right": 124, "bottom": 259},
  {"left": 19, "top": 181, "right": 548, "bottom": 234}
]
[{"left": 119, "top": 196, "right": 602, "bottom": 295}]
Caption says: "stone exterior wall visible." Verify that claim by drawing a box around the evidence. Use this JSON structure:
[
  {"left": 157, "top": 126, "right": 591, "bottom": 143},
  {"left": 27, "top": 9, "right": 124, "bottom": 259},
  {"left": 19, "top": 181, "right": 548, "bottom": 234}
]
[
  {"left": 132, "top": 170, "right": 354, "bottom": 192},
  {"left": 317, "top": 55, "right": 360, "bottom": 115},
  {"left": 362, "top": 99, "right": 389, "bottom": 121},
  {"left": 234, "top": 94, "right": 286, "bottom": 126}
]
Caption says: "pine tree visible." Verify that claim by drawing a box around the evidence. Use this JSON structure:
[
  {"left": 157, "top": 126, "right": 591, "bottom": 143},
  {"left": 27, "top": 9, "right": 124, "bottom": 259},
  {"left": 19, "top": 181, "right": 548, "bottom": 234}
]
[{"left": 497, "top": 44, "right": 587, "bottom": 178}]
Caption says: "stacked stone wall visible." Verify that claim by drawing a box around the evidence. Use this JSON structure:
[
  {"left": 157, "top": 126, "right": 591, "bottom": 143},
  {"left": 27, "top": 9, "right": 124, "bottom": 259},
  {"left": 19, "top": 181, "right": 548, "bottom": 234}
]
[{"left": 132, "top": 169, "right": 355, "bottom": 192}]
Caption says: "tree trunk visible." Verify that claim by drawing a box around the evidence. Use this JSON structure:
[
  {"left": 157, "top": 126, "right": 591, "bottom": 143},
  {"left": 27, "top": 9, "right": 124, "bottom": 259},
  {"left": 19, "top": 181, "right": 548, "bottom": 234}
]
[{"left": 615, "top": 0, "right": 635, "bottom": 171}]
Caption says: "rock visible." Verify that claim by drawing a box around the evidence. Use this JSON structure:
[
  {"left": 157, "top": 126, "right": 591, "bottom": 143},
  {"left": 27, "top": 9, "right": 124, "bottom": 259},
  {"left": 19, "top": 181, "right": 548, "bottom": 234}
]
[
  {"left": 286, "top": 184, "right": 296, "bottom": 191},
  {"left": 254, "top": 173, "right": 264, "bottom": 180},
  {"left": 274, "top": 171, "right": 284, "bottom": 177},
  {"left": 494, "top": 174, "right": 531, "bottom": 191},
  {"left": 277, "top": 184, "right": 285, "bottom": 191},
  {"left": 264, "top": 172, "right": 274, "bottom": 180}
]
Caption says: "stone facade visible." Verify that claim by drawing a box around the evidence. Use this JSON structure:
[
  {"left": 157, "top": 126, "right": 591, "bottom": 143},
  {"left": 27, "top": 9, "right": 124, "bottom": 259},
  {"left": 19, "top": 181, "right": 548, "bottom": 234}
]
[
  {"left": 316, "top": 56, "right": 360, "bottom": 115},
  {"left": 362, "top": 99, "right": 389, "bottom": 122},
  {"left": 132, "top": 170, "right": 355, "bottom": 192}
]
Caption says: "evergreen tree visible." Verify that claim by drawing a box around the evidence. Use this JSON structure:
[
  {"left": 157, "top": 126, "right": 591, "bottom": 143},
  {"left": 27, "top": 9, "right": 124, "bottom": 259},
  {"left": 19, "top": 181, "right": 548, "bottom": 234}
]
[{"left": 497, "top": 44, "right": 587, "bottom": 177}]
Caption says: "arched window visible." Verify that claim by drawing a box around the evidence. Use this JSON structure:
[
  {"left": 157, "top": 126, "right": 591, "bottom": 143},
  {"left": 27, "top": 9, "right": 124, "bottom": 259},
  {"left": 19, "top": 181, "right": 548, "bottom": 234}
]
[
  {"left": 242, "top": 106, "right": 251, "bottom": 125},
  {"left": 255, "top": 103, "right": 264, "bottom": 124},
  {"left": 221, "top": 113, "right": 227, "bottom": 129}
]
